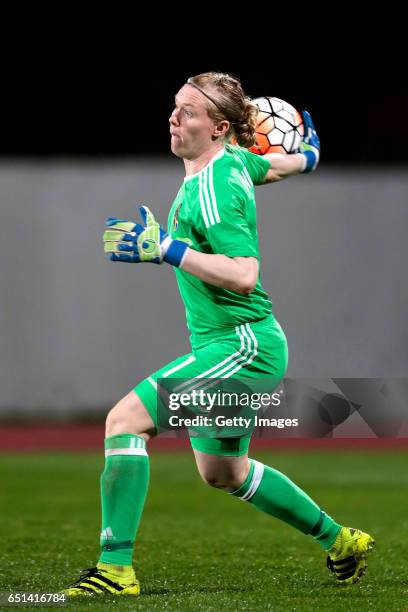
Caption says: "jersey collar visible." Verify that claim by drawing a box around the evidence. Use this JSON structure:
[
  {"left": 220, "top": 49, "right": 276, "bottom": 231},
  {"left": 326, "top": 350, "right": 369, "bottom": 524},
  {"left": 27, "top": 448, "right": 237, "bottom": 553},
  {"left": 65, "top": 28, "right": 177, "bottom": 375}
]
[{"left": 183, "top": 148, "right": 225, "bottom": 182}]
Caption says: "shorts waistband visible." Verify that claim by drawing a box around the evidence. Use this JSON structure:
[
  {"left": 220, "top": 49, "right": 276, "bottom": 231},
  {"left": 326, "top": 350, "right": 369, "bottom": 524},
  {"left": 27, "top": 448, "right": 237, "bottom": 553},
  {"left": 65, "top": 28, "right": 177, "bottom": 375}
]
[{"left": 190, "top": 315, "right": 278, "bottom": 349}]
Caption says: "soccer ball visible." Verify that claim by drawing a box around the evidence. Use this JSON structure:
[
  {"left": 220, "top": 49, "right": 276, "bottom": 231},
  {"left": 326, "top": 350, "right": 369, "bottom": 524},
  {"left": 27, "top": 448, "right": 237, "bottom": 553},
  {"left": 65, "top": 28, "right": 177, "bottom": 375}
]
[{"left": 249, "top": 97, "right": 304, "bottom": 155}]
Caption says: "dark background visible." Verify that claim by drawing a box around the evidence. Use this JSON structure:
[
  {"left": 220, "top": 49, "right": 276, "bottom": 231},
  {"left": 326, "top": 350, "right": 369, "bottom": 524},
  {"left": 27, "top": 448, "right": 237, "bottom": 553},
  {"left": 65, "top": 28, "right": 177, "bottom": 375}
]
[{"left": 3, "top": 46, "right": 407, "bottom": 163}]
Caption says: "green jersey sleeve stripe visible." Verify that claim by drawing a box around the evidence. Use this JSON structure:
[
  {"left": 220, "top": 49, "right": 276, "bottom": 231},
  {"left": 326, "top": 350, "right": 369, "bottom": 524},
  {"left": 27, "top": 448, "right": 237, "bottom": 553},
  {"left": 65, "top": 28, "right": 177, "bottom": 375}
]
[
  {"left": 208, "top": 163, "right": 221, "bottom": 224},
  {"left": 242, "top": 167, "right": 253, "bottom": 188},
  {"left": 198, "top": 171, "right": 211, "bottom": 228},
  {"left": 202, "top": 167, "right": 216, "bottom": 226},
  {"left": 203, "top": 165, "right": 218, "bottom": 227},
  {"left": 198, "top": 164, "right": 222, "bottom": 228},
  {"left": 239, "top": 171, "right": 253, "bottom": 195}
]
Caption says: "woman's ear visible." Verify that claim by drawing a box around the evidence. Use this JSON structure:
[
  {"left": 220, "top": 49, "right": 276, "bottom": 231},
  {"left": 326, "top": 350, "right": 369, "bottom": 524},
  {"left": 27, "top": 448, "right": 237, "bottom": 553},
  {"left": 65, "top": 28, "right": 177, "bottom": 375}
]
[{"left": 212, "top": 120, "right": 230, "bottom": 139}]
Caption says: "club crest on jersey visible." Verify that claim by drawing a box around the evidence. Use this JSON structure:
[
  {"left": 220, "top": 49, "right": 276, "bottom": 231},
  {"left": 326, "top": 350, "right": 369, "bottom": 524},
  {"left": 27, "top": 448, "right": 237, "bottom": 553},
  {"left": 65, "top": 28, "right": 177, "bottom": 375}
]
[{"left": 173, "top": 203, "right": 182, "bottom": 231}]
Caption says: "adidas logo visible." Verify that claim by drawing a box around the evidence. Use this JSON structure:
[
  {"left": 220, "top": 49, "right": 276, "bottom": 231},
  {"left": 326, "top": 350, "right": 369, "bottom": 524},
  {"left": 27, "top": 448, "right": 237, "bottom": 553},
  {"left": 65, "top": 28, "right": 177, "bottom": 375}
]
[{"left": 101, "top": 527, "right": 116, "bottom": 541}]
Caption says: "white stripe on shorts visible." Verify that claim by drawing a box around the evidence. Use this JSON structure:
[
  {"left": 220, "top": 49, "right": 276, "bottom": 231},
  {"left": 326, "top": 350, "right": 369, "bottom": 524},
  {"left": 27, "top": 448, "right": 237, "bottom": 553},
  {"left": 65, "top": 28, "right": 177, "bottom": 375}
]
[
  {"left": 147, "top": 376, "right": 157, "bottom": 390},
  {"left": 222, "top": 323, "right": 258, "bottom": 378},
  {"left": 162, "top": 354, "right": 196, "bottom": 378},
  {"left": 174, "top": 323, "right": 258, "bottom": 395}
]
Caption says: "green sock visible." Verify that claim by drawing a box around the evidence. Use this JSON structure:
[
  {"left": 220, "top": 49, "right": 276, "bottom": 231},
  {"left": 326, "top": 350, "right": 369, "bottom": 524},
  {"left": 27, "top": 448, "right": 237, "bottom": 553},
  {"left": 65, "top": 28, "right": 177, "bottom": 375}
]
[
  {"left": 99, "top": 434, "right": 149, "bottom": 566},
  {"left": 231, "top": 459, "right": 341, "bottom": 551}
]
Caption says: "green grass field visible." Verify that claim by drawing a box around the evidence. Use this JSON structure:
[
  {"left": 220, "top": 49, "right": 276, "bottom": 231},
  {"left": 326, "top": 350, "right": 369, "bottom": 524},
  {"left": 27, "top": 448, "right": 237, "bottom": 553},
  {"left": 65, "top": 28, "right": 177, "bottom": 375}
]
[{"left": 0, "top": 450, "right": 407, "bottom": 611}]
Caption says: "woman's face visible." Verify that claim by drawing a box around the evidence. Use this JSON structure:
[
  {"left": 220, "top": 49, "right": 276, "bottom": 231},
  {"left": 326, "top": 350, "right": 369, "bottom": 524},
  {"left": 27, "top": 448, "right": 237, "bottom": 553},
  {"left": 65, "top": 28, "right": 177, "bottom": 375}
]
[{"left": 169, "top": 84, "right": 224, "bottom": 160}]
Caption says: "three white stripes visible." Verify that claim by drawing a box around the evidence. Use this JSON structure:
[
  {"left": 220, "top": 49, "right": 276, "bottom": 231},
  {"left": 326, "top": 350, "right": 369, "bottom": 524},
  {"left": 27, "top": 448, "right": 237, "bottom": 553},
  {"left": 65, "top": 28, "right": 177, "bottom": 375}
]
[
  {"left": 167, "top": 323, "right": 258, "bottom": 396},
  {"left": 239, "top": 168, "right": 253, "bottom": 195},
  {"left": 198, "top": 162, "right": 253, "bottom": 229},
  {"left": 199, "top": 164, "right": 220, "bottom": 228}
]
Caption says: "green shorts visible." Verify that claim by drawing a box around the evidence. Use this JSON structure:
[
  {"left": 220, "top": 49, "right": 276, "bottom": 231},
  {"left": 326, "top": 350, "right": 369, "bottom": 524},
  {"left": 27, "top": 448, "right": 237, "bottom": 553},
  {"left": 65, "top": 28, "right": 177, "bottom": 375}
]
[{"left": 134, "top": 315, "right": 288, "bottom": 456}]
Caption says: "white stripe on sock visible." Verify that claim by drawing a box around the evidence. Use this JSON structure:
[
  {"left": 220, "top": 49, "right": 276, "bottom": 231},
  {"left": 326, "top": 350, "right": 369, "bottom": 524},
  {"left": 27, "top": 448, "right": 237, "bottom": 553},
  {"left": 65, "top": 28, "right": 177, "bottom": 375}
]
[
  {"left": 105, "top": 448, "right": 148, "bottom": 457},
  {"left": 240, "top": 460, "right": 264, "bottom": 501}
]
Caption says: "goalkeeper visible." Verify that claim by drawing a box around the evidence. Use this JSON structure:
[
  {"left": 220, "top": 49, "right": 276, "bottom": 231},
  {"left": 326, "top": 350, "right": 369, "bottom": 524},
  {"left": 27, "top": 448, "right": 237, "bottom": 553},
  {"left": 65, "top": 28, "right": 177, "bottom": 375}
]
[{"left": 64, "top": 72, "right": 373, "bottom": 597}]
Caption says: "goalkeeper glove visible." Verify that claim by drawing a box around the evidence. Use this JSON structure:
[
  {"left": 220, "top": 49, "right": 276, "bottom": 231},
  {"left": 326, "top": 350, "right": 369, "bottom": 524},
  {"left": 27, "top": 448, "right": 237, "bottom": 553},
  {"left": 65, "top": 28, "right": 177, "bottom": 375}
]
[
  {"left": 103, "top": 205, "right": 189, "bottom": 267},
  {"left": 299, "top": 110, "right": 320, "bottom": 173}
]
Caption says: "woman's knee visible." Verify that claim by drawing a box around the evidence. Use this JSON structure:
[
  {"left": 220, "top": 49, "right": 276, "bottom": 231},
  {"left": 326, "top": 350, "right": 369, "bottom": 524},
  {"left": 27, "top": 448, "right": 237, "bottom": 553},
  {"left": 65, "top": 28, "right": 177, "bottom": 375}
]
[
  {"left": 197, "top": 456, "right": 250, "bottom": 492},
  {"left": 105, "top": 391, "right": 155, "bottom": 439},
  {"left": 199, "top": 469, "right": 245, "bottom": 492}
]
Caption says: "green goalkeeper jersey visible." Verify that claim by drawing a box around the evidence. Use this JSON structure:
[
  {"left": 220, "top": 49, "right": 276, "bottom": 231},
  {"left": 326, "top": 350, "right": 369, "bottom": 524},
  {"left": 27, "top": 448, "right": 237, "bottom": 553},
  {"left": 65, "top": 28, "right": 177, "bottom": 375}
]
[{"left": 168, "top": 144, "right": 273, "bottom": 337}]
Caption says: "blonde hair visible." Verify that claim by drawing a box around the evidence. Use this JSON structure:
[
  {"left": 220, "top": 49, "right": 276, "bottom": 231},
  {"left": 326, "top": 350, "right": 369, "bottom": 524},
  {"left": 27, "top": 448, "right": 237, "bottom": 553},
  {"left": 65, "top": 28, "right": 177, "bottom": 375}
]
[{"left": 187, "top": 72, "right": 258, "bottom": 148}]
